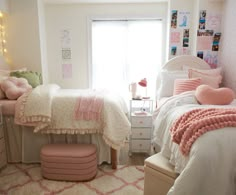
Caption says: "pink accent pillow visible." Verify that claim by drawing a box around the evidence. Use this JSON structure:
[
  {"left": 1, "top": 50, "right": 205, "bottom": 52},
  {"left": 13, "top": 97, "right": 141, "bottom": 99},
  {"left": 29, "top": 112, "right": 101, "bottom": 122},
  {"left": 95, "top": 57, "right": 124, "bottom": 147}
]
[
  {"left": 188, "top": 69, "right": 222, "bottom": 88},
  {"left": 173, "top": 78, "right": 202, "bottom": 95},
  {"left": 195, "top": 85, "right": 235, "bottom": 105},
  {"left": 1, "top": 77, "right": 32, "bottom": 100}
]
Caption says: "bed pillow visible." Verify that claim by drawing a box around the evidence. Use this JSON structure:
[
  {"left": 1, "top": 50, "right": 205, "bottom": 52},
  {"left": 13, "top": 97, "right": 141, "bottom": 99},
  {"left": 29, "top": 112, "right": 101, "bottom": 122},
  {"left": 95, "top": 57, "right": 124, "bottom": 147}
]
[
  {"left": 188, "top": 69, "right": 222, "bottom": 88},
  {"left": 157, "top": 70, "right": 188, "bottom": 99},
  {"left": 173, "top": 78, "right": 202, "bottom": 95},
  {"left": 195, "top": 85, "right": 235, "bottom": 105},
  {"left": 1, "top": 77, "right": 32, "bottom": 100},
  {"left": 183, "top": 65, "right": 222, "bottom": 76},
  {"left": 10, "top": 71, "right": 42, "bottom": 88}
]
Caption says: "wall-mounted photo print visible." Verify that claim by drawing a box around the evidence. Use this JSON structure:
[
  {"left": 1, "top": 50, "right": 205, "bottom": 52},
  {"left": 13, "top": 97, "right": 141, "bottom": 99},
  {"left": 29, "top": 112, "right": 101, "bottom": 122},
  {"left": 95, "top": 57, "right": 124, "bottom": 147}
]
[
  {"left": 62, "top": 49, "right": 71, "bottom": 60},
  {"left": 199, "top": 10, "right": 206, "bottom": 30},
  {"left": 183, "top": 29, "right": 189, "bottom": 47},
  {"left": 171, "top": 46, "right": 177, "bottom": 56},
  {"left": 197, "top": 51, "right": 204, "bottom": 59},
  {"left": 204, "top": 51, "right": 218, "bottom": 69},
  {"left": 212, "top": 33, "right": 221, "bottom": 51},
  {"left": 178, "top": 11, "right": 190, "bottom": 28},
  {"left": 171, "top": 10, "right": 178, "bottom": 28}
]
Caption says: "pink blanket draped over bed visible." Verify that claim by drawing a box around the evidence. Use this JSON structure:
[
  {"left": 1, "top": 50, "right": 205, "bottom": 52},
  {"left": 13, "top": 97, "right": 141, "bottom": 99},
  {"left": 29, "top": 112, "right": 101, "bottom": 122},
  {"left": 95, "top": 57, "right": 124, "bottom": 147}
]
[
  {"left": 74, "top": 91, "right": 104, "bottom": 121},
  {"left": 170, "top": 108, "right": 236, "bottom": 156}
]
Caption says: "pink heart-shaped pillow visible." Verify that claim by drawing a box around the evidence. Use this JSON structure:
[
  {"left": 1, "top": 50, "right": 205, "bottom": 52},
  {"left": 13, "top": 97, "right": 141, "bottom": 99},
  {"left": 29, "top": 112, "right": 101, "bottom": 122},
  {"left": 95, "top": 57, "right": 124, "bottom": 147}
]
[{"left": 195, "top": 85, "right": 235, "bottom": 105}]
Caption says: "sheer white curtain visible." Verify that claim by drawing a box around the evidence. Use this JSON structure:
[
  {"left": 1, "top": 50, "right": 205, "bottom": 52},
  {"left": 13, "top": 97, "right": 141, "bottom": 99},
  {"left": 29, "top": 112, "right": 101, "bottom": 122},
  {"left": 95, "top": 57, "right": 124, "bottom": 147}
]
[{"left": 91, "top": 19, "right": 163, "bottom": 99}]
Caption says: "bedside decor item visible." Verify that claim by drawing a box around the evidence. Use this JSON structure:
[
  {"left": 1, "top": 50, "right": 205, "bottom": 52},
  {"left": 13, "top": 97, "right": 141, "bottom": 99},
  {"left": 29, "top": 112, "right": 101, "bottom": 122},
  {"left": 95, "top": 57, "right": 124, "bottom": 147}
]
[
  {"left": 138, "top": 78, "right": 149, "bottom": 99},
  {"left": 129, "top": 82, "right": 137, "bottom": 99}
]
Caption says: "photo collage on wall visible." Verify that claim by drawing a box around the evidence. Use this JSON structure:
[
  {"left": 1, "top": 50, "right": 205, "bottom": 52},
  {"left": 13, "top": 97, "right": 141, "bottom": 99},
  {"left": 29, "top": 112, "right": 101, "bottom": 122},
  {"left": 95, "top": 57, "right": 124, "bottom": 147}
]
[
  {"left": 61, "top": 29, "right": 72, "bottom": 79},
  {"left": 197, "top": 10, "right": 222, "bottom": 68},
  {"left": 170, "top": 10, "right": 191, "bottom": 58}
]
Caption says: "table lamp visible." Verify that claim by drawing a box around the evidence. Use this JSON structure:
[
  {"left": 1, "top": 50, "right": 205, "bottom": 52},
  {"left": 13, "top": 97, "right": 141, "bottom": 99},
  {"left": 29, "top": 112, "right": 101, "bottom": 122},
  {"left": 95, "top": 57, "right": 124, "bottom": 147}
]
[{"left": 138, "top": 78, "right": 149, "bottom": 99}]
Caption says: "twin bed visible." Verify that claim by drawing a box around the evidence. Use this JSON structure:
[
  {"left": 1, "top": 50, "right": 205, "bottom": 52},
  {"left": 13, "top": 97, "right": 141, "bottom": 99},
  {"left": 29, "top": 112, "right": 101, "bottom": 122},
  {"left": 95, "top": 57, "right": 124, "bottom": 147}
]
[
  {"left": 152, "top": 55, "right": 236, "bottom": 195},
  {"left": 1, "top": 85, "right": 131, "bottom": 169}
]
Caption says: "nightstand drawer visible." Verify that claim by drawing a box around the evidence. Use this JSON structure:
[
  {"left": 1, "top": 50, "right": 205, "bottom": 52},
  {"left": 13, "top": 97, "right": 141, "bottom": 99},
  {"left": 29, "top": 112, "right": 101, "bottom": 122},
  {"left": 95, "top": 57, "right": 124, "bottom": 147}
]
[
  {"left": 132, "top": 128, "right": 151, "bottom": 139},
  {"left": 131, "top": 140, "right": 150, "bottom": 152},
  {"left": 131, "top": 116, "right": 152, "bottom": 127},
  {"left": 0, "top": 126, "right": 3, "bottom": 139}
]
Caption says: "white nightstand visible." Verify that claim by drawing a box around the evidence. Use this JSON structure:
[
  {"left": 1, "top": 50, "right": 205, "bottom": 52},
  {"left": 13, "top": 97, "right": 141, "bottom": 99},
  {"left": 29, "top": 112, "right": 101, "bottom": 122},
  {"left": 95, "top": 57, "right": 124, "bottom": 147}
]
[
  {"left": 129, "top": 99, "right": 153, "bottom": 155},
  {"left": 0, "top": 104, "right": 7, "bottom": 170}
]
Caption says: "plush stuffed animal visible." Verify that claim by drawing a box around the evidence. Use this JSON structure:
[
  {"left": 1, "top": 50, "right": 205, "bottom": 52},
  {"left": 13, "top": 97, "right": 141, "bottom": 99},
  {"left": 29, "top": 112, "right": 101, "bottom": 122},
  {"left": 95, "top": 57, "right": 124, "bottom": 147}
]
[{"left": 0, "top": 77, "right": 32, "bottom": 100}]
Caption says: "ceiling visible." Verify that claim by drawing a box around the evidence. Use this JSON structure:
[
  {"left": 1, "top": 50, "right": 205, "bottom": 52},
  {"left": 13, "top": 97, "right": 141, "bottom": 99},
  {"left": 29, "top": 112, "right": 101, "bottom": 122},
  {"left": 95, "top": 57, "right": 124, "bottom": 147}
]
[{"left": 43, "top": 0, "right": 167, "bottom": 4}]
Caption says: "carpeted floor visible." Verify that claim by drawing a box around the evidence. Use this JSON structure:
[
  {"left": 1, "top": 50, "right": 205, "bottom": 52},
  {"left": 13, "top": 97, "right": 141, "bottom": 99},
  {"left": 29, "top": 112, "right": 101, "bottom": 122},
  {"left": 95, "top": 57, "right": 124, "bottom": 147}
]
[{"left": 0, "top": 163, "right": 144, "bottom": 195}]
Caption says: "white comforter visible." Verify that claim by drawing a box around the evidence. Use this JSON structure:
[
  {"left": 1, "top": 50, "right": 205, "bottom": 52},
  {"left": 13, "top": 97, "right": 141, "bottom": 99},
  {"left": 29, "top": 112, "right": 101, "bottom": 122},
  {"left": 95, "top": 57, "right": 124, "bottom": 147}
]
[
  {"left": 15, "top": 84, "right": 131, "bottom": 150},
  {"left": 153, "top": 91, "right": 236, "bottom": 195}
]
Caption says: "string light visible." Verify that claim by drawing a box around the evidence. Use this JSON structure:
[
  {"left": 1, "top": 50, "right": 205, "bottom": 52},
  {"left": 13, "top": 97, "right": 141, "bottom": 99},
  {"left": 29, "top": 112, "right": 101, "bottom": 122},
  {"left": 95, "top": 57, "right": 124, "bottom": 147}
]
[{"left": 0, "top": 11, "right": 7, "bottom": 56}]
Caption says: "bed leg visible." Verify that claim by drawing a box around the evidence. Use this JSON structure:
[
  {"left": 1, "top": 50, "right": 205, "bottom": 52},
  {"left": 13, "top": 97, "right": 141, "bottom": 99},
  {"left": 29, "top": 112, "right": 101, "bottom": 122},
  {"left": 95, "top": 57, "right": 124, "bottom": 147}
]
[{"left": 111, "top": 148, "right": 117, "bottom": 169}]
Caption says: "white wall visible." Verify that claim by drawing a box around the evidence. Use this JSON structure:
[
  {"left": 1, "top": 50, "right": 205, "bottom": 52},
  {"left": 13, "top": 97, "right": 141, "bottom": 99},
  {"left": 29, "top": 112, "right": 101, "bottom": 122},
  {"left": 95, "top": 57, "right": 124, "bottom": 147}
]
[
  {"left": 6, "top": 0, "right": 42, "bottom": 72},
  {"left": 0, "top": 0, "right": 9, "bottom": 13},
  {"left": 220, "top": 0, "right": 236, "bottom": 91},
  {"left": 45, "top": 3, "right": 168, "bottom": 88}
]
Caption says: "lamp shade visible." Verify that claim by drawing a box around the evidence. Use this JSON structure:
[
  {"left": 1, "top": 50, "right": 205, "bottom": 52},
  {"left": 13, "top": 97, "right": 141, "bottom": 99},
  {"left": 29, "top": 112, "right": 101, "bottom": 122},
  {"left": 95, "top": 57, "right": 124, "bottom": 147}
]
[{"left": 138, "top": 78, "right": 147, "bottom": 87}]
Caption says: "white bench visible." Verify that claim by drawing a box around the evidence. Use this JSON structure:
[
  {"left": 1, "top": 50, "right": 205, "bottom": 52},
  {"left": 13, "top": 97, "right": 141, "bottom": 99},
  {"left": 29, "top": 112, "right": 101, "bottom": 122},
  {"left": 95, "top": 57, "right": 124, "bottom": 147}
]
[{"left": 144, "top": 153, "right": 178, "bottom": 195}]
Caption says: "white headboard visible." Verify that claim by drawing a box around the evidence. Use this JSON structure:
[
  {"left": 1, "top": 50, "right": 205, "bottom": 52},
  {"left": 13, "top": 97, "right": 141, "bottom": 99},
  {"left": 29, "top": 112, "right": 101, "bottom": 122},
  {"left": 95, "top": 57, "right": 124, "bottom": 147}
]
[
  {"left": 155, "top": 55, "right": 211, "bottom": 101},
  {"left": 162, "top": 55, "right": 211, "bottom": 71}
]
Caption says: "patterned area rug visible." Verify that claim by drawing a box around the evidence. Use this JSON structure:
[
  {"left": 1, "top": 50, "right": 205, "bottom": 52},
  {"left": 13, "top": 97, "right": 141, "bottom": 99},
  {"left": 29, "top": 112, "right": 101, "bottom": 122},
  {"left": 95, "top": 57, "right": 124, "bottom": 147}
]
[{"left": 0, "top": 163, "right": 144, "bottom": 195}]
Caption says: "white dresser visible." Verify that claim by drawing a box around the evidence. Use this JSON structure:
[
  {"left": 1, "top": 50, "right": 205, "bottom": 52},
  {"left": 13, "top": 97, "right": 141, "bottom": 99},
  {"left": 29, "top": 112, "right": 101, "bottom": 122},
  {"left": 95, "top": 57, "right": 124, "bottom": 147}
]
[
  {"left": 0, "top": 104, "right": 7, "bottom": 170},
  {"left": 129, "top": 99, "right": 153, "bottom": 155}
]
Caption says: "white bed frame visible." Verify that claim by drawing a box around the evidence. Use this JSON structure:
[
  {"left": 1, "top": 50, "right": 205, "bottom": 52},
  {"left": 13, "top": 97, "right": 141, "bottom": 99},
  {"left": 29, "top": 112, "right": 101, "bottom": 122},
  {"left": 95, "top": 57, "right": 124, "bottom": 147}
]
[
  {"left": 155, "top": 55, "right": 211, "bottom": 101},
  {"left": 162, "top": 55, "right": 211, "bottom": 71}
]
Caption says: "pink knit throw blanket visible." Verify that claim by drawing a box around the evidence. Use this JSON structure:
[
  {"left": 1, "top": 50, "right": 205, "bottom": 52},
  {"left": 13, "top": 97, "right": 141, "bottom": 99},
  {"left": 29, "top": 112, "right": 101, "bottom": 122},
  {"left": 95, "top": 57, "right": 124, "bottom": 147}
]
[
  {"left": 170, "top": 108, "right": 236, "bottom": 156},
  {"left": 74, "top": 91, "right": 104, "bottom": 121}
]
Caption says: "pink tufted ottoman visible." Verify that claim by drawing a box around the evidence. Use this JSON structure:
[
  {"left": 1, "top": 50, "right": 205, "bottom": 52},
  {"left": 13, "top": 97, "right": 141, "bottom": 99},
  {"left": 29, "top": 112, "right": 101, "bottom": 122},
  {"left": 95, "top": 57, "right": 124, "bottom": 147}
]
[{"left": 40, "top": 144, "right": 97, "bottom": 181}]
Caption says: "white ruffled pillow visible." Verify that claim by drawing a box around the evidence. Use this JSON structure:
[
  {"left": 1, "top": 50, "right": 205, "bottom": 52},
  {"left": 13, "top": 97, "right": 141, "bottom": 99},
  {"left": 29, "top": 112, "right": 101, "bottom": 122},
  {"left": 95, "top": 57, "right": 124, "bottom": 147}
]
[{"left": 157, "top": 70, "right": 188, "bottom": 99}]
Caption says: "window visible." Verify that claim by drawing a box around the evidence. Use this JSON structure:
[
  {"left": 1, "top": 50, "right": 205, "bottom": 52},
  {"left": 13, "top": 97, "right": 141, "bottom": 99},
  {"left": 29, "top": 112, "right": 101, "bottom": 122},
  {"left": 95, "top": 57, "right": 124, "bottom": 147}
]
[{"left": 91, "top": 19, "right": 163, "bottom": 99}]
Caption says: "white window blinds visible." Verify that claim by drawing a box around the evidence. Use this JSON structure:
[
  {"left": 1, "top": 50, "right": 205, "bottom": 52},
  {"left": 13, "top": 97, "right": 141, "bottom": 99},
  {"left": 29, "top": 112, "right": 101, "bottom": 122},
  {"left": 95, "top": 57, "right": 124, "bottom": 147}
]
[{"left": 91, "top": 19, "right": 163, "bottom": 99}]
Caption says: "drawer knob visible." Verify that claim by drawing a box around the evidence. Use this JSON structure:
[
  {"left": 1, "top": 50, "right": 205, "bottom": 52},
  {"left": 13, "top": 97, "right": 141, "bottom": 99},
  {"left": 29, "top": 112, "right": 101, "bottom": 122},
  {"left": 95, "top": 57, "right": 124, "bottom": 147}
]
[
  {"left": 139, "top": 144, "right": 142, "bottom": 147},
  {"left": 139, "top": 121, "right": 143, "bottom": 124},
  {"left": 139, "top": 133, "right": 143, "bottom": 136}
]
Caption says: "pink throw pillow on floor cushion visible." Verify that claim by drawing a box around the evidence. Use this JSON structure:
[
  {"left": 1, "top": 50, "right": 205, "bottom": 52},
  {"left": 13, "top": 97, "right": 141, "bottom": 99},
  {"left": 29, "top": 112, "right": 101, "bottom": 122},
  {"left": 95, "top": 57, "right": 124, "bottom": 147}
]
[
  {"left": 195, "top": 84, "right": 235, "bottom": 105},
  {"left": 1, "top": 77, "right": 32, "bottom": 100},
  {"left": 173, "top": 78, "right": 202, "bottom": 95}
]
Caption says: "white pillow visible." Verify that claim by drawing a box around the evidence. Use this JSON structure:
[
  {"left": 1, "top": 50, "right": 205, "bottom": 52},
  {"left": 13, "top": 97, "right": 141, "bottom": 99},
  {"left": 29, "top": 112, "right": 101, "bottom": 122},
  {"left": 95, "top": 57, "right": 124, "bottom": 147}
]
[
  {"left": 182, "top": 65, "right": 222, "bottom": 76},
  {"left": 157, "top": 70, "right": 188, "bottom": 99}
]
